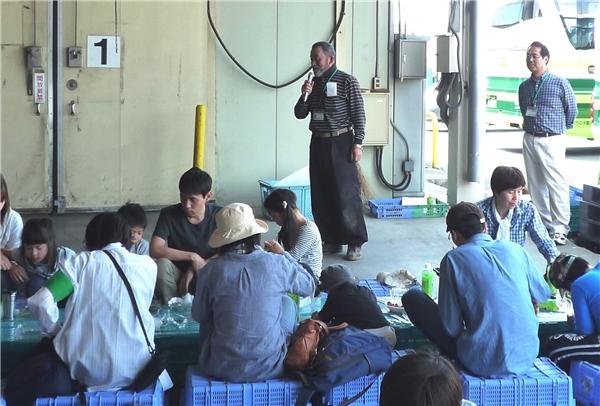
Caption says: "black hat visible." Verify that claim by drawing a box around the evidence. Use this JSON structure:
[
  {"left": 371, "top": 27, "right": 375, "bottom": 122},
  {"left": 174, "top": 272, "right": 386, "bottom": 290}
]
[
  {"left": 446, "top": 201, "right": 485, "bottom": 232},
  {"left": 319, "top": 264, "right": 356, "bottom": 292},
  {"left": 548, "top": 254, "right": 577, "bottom": 290}
]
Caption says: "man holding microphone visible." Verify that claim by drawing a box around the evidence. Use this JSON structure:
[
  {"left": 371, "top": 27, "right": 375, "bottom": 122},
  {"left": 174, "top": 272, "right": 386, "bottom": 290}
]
[{"left": 294, "top": 41, "right": 367, "bottom": 261}]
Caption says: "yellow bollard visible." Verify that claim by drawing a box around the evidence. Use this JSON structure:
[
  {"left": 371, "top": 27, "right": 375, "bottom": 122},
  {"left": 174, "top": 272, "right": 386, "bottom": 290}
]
[
  {"left": 426, "top": 111, "right": 439, "bottom": 169},
  {"left": 193, "top": 105, "right": 206, "bottom": 169}
]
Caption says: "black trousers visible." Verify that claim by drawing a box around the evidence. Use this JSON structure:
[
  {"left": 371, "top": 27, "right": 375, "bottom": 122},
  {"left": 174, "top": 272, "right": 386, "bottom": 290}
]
[
  {"left": 5, "top": 337, "right": 81, "bottom": 405},
  {"left": 401, "top": 288, "right": 458, "bottom": 359},
  {"left": 544, "top": 333, "right": 600, "bottom": 373},
  {"left": 309, "top": 134, "right": 368, "bottom": 247}
]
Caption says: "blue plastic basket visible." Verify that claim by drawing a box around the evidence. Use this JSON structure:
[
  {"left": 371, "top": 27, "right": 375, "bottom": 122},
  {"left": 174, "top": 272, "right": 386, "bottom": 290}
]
[
  {"left": 571, "top": 361, "right": 600, "bottom": 405},
  {"left": 323, "top": 350, "right": 412, "bottom": 405},
  {"left": 183, "top": 367, "right": 307, "bottom": 406},
  {"left": 460, "top": 358, "right": 573, "bottom": 406},
  {"left": 258, "top": 180, "right": 313, "bottom": 221},
  {"left": 569, "top": 185, "right": 583, "bottom": 207},
  {"left": 368, "top": 198, "right": 449, "bottom": 219},
  {"left": 358, "top": 279, "right": 391, "bottom": 297},
  {"left": 34, "top": 381, "right": 164, "bottom": 406}
]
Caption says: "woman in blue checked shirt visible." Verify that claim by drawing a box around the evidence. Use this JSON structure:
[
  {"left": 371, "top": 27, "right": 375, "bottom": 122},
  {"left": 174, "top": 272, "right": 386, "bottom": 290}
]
[{"left": 476, "top": 166, "right": 559, "bottom": 264}]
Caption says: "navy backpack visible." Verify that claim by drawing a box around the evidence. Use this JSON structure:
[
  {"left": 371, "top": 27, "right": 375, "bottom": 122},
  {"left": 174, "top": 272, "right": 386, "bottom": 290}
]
[{"left": 294, "top": 325, "right": 392, "bottom": 406}]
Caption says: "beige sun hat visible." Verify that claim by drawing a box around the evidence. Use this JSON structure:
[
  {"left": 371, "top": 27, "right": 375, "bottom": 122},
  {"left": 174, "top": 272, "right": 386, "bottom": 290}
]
[{"left": 208, "top": 203, "right": 269, "bottom": 248}]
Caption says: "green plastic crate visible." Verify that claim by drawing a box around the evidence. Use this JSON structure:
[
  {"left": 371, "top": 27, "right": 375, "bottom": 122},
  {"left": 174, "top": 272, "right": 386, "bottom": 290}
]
[{"left": 368, "top": 198, "right": 449, "bottom": 219}]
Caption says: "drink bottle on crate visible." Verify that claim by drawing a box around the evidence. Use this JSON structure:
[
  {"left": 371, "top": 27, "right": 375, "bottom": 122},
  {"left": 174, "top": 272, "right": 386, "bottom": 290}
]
[{"left": 421, "top": 263, "right": 435, "bottom": 298}]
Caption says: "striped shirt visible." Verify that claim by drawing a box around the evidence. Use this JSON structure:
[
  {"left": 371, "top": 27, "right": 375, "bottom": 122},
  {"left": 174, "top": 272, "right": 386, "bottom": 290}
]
[
  {"left": 476, "top": 197, "right": 559, "bottom": 263},
  {"left": 518, "top": 71, "right": 577, "bottom": 135},
  {"left": 286, "top": 221, "right": 323, "bottom": 277},
  {"left": 295, "top": 66, "right": 366, "bottom": 144}
]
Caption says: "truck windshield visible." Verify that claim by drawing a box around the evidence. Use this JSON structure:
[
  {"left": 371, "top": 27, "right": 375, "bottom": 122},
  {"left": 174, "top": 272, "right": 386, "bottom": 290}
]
[{"left": 557, "top": 0, "right": 597, "bottom": 49}]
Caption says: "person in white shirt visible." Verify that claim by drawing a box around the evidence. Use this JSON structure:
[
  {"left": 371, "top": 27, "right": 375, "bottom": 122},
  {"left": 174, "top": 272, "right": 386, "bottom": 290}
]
[
  {"left": 0, "top": 173, "right": 23, "bottom": 271},
  {"left": 6, "top": 213, "right": 165, "bottom": 405}
]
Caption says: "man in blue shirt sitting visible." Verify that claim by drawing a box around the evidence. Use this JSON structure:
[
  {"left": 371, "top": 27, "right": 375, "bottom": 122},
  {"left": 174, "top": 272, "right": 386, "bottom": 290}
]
[{"left": 402, "top": 202, "right": 551, "bottom": 377}]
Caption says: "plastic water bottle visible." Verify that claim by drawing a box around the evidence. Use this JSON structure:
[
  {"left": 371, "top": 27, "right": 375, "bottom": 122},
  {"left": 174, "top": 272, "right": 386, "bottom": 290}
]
[{"left": 421, "top": 263, "right": 435, "bottom": 298}]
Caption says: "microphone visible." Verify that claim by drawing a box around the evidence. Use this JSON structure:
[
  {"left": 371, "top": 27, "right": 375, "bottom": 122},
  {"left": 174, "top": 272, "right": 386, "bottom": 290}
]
[{"left": 303, "top": 72, "right": 314, "bottom": 102}]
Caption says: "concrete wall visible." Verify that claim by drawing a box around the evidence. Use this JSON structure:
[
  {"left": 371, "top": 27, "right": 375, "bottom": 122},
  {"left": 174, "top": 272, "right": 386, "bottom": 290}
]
[
  {"left": 213, "top": 0, "right": 396, "bottom": 207},
  {"left": 2, "top": 0, "right": 401, "bottom": 211},
  {"left": 1, "top": 1, "right": 214, "bottom": 210}
]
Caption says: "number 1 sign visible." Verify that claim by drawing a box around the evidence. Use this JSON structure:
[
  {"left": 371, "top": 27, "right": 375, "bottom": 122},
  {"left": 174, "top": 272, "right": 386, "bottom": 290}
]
[{"left": 87, "top": 36, "right": 121, "bottom": 68}]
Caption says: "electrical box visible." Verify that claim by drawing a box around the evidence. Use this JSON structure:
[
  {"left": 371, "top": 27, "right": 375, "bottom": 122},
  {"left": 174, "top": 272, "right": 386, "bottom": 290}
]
[
  {"left": 437, "top": 35, "right": 458, "bottom": 73},
  {"left": 67, "top": 47, "right": 83, "bottom": 68},
  {"left": 395, "top": 39, "right": 426, "bottom": 80},
  {"left": 362, "top": 92, "right": 390, "bottom": 146}
]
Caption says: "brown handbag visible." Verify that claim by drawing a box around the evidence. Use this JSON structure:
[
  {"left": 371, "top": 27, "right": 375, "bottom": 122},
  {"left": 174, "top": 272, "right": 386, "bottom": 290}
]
[{"left": 284, "top": 319, "right": 348, "bottom": 371}]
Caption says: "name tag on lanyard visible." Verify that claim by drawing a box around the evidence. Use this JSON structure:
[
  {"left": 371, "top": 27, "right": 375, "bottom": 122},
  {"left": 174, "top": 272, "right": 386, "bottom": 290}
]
[
  {"left": 326, "top": 82, "right": 337, "bottom": 97},
  {"left": 525, "top": 106, "right": 537, "bottom": 117}
]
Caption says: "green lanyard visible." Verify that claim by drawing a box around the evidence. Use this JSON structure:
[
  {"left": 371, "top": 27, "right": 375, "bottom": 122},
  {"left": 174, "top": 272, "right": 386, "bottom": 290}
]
[
  {"left": 322, "top": 68, "right": 338, "bottom": 93},
  {"left": 532, "top": 72, "right": 546, "bottom": 106}
]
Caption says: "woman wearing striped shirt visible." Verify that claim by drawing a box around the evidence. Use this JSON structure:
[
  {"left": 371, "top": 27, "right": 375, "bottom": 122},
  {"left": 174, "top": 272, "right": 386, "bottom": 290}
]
[{"left": 263, "top": 188, "right": 323, "bottom": 277}]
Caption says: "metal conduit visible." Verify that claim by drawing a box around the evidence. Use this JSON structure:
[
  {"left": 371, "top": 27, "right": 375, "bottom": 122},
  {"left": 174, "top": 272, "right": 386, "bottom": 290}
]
[{"left": 466, "top": 0, "right": 484, "bottom": 183}]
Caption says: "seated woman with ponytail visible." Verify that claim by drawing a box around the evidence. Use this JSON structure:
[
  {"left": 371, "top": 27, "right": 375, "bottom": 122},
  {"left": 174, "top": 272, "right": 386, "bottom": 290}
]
[
  {"left": 544, "top": 254, "right": 600, "bottom": 372},
  {"left": 263, "top": 188, "right": 323, "bottom": 277}
]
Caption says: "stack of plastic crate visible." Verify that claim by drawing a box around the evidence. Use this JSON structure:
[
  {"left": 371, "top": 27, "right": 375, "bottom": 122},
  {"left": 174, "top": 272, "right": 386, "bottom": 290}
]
[
  {"left": 34, "top": 381, "right": 164, "bottom": 406},
  {"left": 569, "top": 185, "right": 583, "bottom": 233},
  {"left": 322, "top": 350, "right": 411, "bottom": 405},
  {"left": 183, "top": 368, "right": 307, "bottom": 406},
  {"left": 579, "top": 184, "right": 600, "bottom": 244},
  {"left": 184, "top": 351, "right": 411, "bottom": 406},
  {"left": 570, "top": 361, "right": 600, "bottom": 405},
  {"left": 460, "top": 358, "right": 574, "bottom": 406}
]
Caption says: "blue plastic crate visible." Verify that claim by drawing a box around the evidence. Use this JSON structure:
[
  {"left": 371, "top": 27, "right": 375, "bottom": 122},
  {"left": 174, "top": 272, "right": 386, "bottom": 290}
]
[
  {"left": 570, "top": 185, "right": 583, "bottom": 207},
  {"left": 358, "top": 279, "right": 391, "bottom": 297},
  {"left": 460, "top": 357, "right": 573, "bottom": 406},
  {"left": 323, "top": 350, "right": 412, "bottom": 405},
  {"left": 258, "top": 180, "right": 313, "bottom": 221},
  {"left": 368, "top": 198, "right": 449, "bottom": 219},
  {"left": 183, "top": 366, "right": 307, "bottom": 406},
  {"left": 571, "top": 361, "right": 600, "bottom": 405},
  {"left": 34, "top": 381, "right": 164, "bottom": 406}
]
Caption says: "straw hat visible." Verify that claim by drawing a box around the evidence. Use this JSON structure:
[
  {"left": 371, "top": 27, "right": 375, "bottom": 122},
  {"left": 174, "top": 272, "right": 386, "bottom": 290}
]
[{"left": 208, "top": 203, "right": 269, "bottom": 248}]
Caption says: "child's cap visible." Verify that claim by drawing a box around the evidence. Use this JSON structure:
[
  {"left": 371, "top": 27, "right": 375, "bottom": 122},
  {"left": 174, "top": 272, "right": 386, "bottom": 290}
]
[{"left": 319, "top": 264, "right": 356, "bottom": 292}]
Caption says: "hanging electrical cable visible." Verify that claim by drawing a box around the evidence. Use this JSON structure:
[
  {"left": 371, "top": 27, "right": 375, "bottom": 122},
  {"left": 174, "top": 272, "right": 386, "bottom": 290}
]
[
  {"left": 374, "top": 120, "right": 412, "bottom": 191},
  {"left": 114, "top": 0, "right": 118, "bottom": 52},
  {"left": 206, "top": 0, "right": 346, "bottom": 89},
  {"left": 436, "top": 0, "right": 464, "bottom": 124}
]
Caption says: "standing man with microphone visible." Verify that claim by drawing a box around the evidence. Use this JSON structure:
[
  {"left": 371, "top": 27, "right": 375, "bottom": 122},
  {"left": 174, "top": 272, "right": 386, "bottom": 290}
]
[{"left": 294, "top": 41, "right": 367, "bottom": 261}]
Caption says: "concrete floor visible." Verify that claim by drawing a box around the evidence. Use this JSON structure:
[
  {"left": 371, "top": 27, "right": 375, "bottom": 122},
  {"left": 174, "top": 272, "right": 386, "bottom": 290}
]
[{"left": 23, "top": 206, "right": 600, "bottom": 284}]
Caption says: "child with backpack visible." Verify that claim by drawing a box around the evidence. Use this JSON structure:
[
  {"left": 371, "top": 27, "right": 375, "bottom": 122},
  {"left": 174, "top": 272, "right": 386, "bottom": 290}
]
[
  {"left": 5, "top": 218, "right": 74, "bottom": 297},
  {"left": 314, "top": 264, "right": 396, "bottom": 347}
]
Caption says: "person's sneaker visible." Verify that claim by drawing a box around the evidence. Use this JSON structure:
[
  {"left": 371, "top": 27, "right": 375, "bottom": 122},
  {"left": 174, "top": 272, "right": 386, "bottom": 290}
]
[
  {"left": 345, "top": 246, "right": 362, "bottom": 261},
  {"left": 323, "top": 243, "right": 343, "bottom": 254},
  {"left": 553, "top": 232, "right": 567, "bottom": 245}
]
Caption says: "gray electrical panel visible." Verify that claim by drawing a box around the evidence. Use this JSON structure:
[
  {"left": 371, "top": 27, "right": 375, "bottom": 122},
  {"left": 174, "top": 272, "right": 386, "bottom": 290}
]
[{"left": 395, "top": 39, "right": 427, "bottom": 80}]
